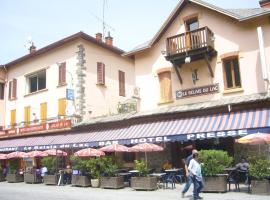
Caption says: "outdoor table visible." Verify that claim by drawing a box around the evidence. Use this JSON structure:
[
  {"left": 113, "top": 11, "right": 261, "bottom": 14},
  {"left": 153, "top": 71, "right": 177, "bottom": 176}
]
[
  {"left": 128, "top": 170, "right": 139, "bottom": 173},
  {"left": 165, "top": 169, "right": 180, "bottom": 184}
]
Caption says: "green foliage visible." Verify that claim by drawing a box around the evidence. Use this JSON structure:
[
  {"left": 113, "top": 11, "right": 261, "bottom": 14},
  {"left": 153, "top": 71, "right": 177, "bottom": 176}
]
[
  {"left": 9, "top": 159, "right": 19, "bottom": 174},
  {"left": 70, "top": 156, "right": 87, "bottom": 173},
  {"left": 102, "top": 156, "right": 118, "bottom": 177},
  {"left": 249, "top": 158, "right": 270, "bottom": 181},
  {"left": 84, "top": 158, "right": 102, "bottom": 179},
  {"left": 134, "top": 159, "right": 149, "bottom": 177},
  {"left": 41, "top": 157, "right": 57, "bottom": 175},
  {"left": 199, "top": 150, "right": 233, "bottom": 176}
]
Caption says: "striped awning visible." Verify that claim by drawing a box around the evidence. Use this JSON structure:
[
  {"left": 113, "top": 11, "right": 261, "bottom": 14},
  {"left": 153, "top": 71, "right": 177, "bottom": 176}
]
[{"left": 0, "top": 108, "right": 269, "bottom": 152}]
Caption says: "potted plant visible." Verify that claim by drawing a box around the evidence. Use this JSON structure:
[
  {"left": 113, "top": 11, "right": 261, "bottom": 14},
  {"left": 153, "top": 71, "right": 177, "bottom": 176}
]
[
  {"left": 84, "top": 157, "right": 102, "bottom": 188},
  {"left": 249, "top": 158, "right": 270, "bottom": 195},
  {"left": 130, "top": 159, "right": 157, "bottom": 190},
  {"left": 42, "top": 157, "right": 59, "bottom": 185},
  {"left": 100, "top": 157, "right": 124, "bottom": 189},
  {"left": 24, "top": 167, "right": 42, "bottom": 184},
  {"left": 70, "top": 156, "right": 91, "bottom": 187},
  {"left": 199, "top": 150, "right": 233, "bottom": 192},
  {"left": 6, "top": 159, "right": 24, "bottom": 183}
]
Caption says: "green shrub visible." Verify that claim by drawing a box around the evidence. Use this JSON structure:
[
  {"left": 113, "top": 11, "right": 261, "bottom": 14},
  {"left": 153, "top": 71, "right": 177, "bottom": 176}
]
[
  {"left": 134, "top": 159, "right": 149, "bottom": 177},
  {"left": 249, "top": 158, "right": 270, "bottom": 181},
  {"left": 9, "top": 159, "right": 20, "bottom": 174},
  {"left": 70, "top": 156, "right": 87, "bottom": 173},
  {"left": 199, "top": 150, "right": 233, "bottom": 176},
  {"left": 41, "top": 157, "right": 57, "bottom": 175},
  {"left": 101, "top": 156, "right": 118, "bottom": 177}
]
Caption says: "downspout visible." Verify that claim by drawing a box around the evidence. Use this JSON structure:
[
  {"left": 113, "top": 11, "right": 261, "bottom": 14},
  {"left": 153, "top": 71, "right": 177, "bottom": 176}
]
[{"left": 257, "top": 27, "right": 269, "bottom": 92}]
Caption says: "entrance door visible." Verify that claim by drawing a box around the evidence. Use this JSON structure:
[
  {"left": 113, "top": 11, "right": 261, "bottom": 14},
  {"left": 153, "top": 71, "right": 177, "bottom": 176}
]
[{"left": 185, "top": 18, "right": 199, "bottom": 50}]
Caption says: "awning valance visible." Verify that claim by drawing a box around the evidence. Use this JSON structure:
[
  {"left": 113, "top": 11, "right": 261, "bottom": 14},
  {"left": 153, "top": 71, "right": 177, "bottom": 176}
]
[{"left": 0, "top": 108, "right": 269, "bottom": 152}]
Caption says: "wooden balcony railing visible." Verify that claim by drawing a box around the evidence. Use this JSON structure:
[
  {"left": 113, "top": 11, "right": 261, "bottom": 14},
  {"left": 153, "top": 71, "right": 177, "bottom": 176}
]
[{"left": 166, "top": 26, "right": 214, "bottom": 56}]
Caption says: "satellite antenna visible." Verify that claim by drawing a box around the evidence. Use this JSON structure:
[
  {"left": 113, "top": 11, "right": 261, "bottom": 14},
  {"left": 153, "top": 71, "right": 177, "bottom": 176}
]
[{"left": 24, "top": 36, "right": 34, "bottom": 50}]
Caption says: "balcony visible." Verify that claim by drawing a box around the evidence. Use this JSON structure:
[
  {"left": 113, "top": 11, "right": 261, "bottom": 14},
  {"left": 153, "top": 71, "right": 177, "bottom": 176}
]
[{"left": 165, "top": 26, "right": 217, "bottom": 65}]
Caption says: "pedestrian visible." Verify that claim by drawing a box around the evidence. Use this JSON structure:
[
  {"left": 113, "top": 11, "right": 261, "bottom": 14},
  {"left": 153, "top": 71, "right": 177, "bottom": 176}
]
[
  {"left": 181, "top": 149, "right": 198, "bottom": 198},
  {"left": 188, "top": 152, "right": 203, "bottom": 200}
]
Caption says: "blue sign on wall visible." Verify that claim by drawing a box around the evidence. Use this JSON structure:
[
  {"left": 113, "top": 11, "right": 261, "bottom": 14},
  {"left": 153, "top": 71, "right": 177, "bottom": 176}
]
[{"left": 66, "top": 89, "right": 74, "bottom": 100}]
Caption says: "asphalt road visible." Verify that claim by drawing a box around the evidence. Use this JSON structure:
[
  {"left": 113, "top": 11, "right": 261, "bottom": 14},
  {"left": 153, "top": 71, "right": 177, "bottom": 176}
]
[{"left": 0, "top": 182, "right": 269, "bottom": 200}]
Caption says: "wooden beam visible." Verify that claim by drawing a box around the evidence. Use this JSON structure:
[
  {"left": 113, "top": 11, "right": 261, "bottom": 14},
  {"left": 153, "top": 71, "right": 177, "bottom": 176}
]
[
  {"left": 173, "top": 64, "right": 182, "bottom": 84},
  {"left": 204, "top": 54, "right": 214, "bottom": 77}
]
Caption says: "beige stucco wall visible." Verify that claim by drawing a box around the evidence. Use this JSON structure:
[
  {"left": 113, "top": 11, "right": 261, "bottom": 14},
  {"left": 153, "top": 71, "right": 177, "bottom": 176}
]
[
  {"left": 134, "top": 4, "right": 270, "bottom": 111},
  {"left": 0, "top": 68, "right": 5, "bottom": 127},
  {"left": 4, "top": 39, "right": 134, "bottom": 127}
]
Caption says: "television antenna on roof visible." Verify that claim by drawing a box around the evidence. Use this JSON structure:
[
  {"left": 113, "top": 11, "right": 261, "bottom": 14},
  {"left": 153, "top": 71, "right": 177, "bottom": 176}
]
[{"left": 24, "top": 36, "right": 34, "bottom": 50}]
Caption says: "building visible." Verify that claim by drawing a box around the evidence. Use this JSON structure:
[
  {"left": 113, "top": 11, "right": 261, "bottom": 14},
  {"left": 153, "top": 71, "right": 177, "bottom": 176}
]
[
  {"left": 0, "top": 0, "right": 269, "bottom": 169},
  {"left": 0, "top": 66, "right": 5, "bottom": 133}
]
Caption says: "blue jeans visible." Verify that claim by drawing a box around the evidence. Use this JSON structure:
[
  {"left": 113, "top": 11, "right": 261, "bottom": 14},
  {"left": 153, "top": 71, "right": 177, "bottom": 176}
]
[
  {"left": 193, "top": 178, "right": 203, "bottom": 198},
  {"left": 182, "top": 174, "right": 193, "bottom": 193}
]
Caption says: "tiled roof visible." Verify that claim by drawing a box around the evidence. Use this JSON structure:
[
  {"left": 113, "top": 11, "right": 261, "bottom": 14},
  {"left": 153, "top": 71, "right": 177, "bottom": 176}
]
[{"left": 226, "top": 8, "right": 270, "bottom": 19}]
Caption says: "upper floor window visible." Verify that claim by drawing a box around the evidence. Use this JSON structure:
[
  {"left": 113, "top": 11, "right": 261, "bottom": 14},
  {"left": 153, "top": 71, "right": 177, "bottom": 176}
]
[
  {"left": 27, "top": 70, "right": 46, "bottom": 93},
  {"left": 58, "top": 62, "right": 66, "bottom": 86},
  {"left": 97, "top": 62, "right": 105, "bottom": 85},
  {"left": 8, "top": 79, "right": 17, "bottom": 100},
  {"left": 118, "top": 70, "right": 125, "bottom": 97},
  {"left": 185, "top": 17, "right": 199, "bottom": 32},
  {"left": 0, "top": 82, "right": 4, "bottom": 100},
  {"left": 222, "top": 56, "right": 242, "bottom": 90},
  {"left": 158, "top": 71, "right": 172, "bottom": 103}
]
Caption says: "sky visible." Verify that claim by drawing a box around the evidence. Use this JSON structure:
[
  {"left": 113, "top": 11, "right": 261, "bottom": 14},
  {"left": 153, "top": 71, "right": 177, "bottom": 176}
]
[{"left": 0, "top": 0, "right": 261, "bottom": 64}]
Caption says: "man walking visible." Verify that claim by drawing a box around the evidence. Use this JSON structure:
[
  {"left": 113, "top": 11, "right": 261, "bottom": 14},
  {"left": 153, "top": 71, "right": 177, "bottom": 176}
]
[{"left": 181, "top": 149, "right": 198, "bottom": 198}]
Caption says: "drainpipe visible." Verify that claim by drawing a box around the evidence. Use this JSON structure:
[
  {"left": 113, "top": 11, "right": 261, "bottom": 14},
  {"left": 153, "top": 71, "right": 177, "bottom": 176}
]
[{"left": 257, "top": 27, "right": 269, "bottom": 82}]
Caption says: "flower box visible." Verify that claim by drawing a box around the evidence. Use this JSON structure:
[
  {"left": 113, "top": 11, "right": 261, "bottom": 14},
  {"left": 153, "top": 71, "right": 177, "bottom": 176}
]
[
  {"left": 71, "top": 175, "right": 91, "bottom": 187},
  {"left": 131, "top": 177, "right": 157, "bottom": 191},
  {"left": 100, "top": 176, "right": 124, "bottom": 189},
  {"left": 0, "top": 173, "right": 6, "bottom": 182},
  {"left": 43, "top": 174, "right": 59, "bottom": 185},
  {"left": 24, "top": 173, "right": 42, "bottom": 184},
  {"left": 6, "top": 174, "right": 24, "bottom": 183},
  {"left": 201, "top": 175, "right": 227, "bottom": 192},
  {"left": 251, "top": 180, "right": 270, "bottom": 195}
]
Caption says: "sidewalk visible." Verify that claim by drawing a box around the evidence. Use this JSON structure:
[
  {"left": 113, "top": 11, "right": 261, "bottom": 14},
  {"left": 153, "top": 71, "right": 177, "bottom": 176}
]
[{"left": 0, "top": 182, "right": 269, "bottom": 200}]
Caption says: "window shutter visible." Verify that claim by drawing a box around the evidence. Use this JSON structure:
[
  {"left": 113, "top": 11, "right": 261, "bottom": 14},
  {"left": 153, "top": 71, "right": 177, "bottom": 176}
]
[
  {"left": 58, "top": 98, "right": 66, "bottom": 117},
  {"left": 0, "top": 83, "right": 4, "bottom": 100},
  {"left": 158, "top": 71, "right": 172, "bottom": 103},
  {"left": 12, "top": 79, "right": 17, "bottom": 99},
  {"left": 59, "top": 62, "right": 66, "bottom": 85},
  {"left": 8, "top": 81, "right": 11, "bottom": 99},
  {"left": 119, "top": 70, "right": 125, "bottom": 96},
  {"left": 24, "top": 106, "right": 31, "bottom": 125},
  {"left": 40, "top": 102, "right": 47, "bottom": 123},
  {"left": 97, "top": 62, "right": 105, "bottom": 85},
  {"left": 10, "top": 109, "right": 16, "bottom": 128}
]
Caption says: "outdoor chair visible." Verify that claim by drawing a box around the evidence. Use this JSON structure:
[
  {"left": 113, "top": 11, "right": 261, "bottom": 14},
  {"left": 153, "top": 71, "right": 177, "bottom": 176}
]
[
  {"left": 161, "top": 172, "right": 176, "bottom": 189},
  {"left": 227, "top": 170, "right": 240, "bottom": 191},
  {"left": 175, "top": 168, "right": 185, "bottom": 184}
]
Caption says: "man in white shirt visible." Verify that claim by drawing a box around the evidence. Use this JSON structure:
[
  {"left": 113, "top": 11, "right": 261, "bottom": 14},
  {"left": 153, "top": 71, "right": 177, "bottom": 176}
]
[{"left": 188, "top": 152, "right": 203, "bottom": 200}]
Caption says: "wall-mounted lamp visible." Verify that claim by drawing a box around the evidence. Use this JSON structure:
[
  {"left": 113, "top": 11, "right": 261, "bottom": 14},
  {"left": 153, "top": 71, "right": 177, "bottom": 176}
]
[
  {"left": 161, "top": 50, "right": 167, "bottom": 56},
  {"left": 228, "top": 104, "right": 232, "bottom": 112},
  {"left": 191, "top": 69, "right": 199, "bottom": 85},
  {"left": 185, "top": 56, "right": 191, "bottom": 64}
]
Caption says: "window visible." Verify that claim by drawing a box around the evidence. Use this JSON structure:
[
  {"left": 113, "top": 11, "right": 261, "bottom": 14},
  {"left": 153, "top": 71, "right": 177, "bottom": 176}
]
[
  {"left": 58, "top": 98, "right": 66, "bottom": 117},
  {"left": 222, "top": 57, "right": 242, "bottom": 89},
  {"left": 40, "top": 102, "right": 47, "bottom": 123},
  {"left": 184, "top": 17, "right": 199, "bottom": 49},
  {"left": 24, "top": 106, "right": 31, "bottom": 125},
  {"left": 8, "top": 79, "right": 17, "bottom": 99},
  {"left": 27, "top": 70, "right": 46, "bottom": 93},
  {"left": 158, "top": 71, "right": 172, "bottom": 103},
  {"left": 118, "top": 70, "right": 125, "bottom": 96},
  {"left": 10, "top": 109, "right": 16, "bottom": 128},
  {"left": 0, "top": 82, "right": 4, "bottom": 100},
  {"left": 97, "top": 62, "right": 105, "bottom": 85},
  {"left": 58, "top": 62, "right": 66, "bottom": 86}
]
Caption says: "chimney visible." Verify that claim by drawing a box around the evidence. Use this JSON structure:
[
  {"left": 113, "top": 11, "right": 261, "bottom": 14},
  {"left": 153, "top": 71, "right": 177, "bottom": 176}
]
[
  {"left": 259, "top": 0, "right": 270, "bottom": 8},
  {"left": 105, "top": 32, "right": 113, "bottom": 46},
  {"left": 29, "top": 44, "right": 36, "bottom": 54},
  {"left": 95, "top": 33, "right": 102, "bottom": 42}
]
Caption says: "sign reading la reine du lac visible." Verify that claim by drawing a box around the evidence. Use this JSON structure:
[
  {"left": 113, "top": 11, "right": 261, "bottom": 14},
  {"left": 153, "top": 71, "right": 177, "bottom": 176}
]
[{"left": 176, "top": 84, "right": 219, "bottom": 99}]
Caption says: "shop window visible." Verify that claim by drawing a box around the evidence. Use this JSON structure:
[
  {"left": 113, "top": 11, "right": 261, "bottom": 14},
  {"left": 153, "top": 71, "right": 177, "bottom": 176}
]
[
  {"left": 123, "top": 152, "right": 135, "bottom": 163},
  {"left": 8, "top": 79, "right": 17, "bottom": 100},
  {"left": 40, "top": 102, "right": 47, "bottom": 123},
  {"left": 119, "top": 70, "right": 125, "bottom": 97},
  {"left": 27, "top": 70, "right": 46, "bottom": 94},
  {"left": 0, "top": 82, "right": 4, "bottom": 100},
  {"left": 58, "top": 62, "right": 66, "bottom": 86},
  {"left": 24, "top": 106, "right": 31, "bottom": 125},
  {"left": 158, "top": 71, "right": 172, "bottom": 103},
  {"left": 58, "top": 98, "right": 66, "bottom": 117},
  {"left": 10, "top": 109, "right": 16, "bottom": 128},
  {"left": 97, "top": 62, "right": 105, "bottom": 85},
  {"left": 222, "top": 56, "right": 242, "bottom": 90}
]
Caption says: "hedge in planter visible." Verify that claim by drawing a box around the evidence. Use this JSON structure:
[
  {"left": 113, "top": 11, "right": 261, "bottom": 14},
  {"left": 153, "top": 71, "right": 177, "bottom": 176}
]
[
  {"left": 249, "top": 158, "right": 270, "bottom": 195},
  {"left": 42, "top": 157, "right": 59, "bottom": 185},
  {"left": 199, "top": 150, "right": 233, "bottom": 192},
  {"left": 70, "top": 156, "right": 91, "bottom": 187},
  {"left": 6, "top": 159, "right": 24, "bottom": 183},
  {"left": 130, "top": 160, "right": 157, "bottom": 191}
]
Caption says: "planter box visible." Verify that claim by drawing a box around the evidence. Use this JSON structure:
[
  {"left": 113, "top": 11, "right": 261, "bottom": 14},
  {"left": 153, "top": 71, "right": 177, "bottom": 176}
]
[
  {"left": 100, "top": 176, "right": 124, "bottom": 189},
  {"left": 0, "top": 173, "right": 5, "bottom": 182},
  {"left": 131, "top": 177, "right": 157, "bottom": 191},
  {"left": 43, "top": 174, "right": 59, "bottom": 185},
  {"left": 24, "top": 173, "right": 42, "bottom": 184},
  {"left": 91, "top": 179, "right": 100, "bottom": 188},
  {"left": 6, "top": 174, "right": 24, "bottom": 183},
  {"left": 251, "top": 180, "right": 270, "bottom": 195},
  {"left": 72, "top": 175, "right": 91, "bottom": 187},
  {"left": 202, "top": 175, "right": 227, "bottom": 193}
]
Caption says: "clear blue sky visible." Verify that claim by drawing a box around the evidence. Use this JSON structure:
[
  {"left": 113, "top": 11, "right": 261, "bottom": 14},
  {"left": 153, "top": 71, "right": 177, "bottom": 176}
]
[{"left": 0, "top": 0, "right": 260, "bottom": 63}]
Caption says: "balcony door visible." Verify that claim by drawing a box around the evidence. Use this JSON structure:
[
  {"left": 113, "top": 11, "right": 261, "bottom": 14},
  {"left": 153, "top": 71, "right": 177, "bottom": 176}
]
[{"left": 185, "top": 18, "right": 199, "bottom": 50}]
